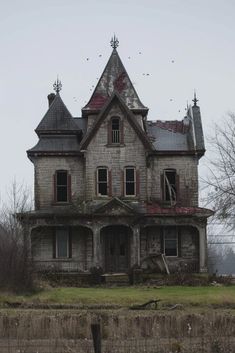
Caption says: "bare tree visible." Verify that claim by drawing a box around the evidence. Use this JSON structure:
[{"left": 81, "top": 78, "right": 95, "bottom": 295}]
[
  {"left": 0, "top": 180, "right": 34, "bottom": 291},
  {"left": 203, "top": 113, "right": 235, "bottom": 223}
]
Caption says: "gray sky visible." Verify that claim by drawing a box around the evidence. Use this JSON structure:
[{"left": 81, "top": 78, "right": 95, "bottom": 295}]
[{"left": 1, "top": 0, "right": 235, "bottom": 202}]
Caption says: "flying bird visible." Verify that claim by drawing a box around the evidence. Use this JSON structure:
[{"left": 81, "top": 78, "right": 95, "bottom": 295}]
[
  {"left": 86, "top": 58, "right": 89, "bottom": 61},
  {"left": 139, "top": 52, "right": 142, "bottom": 54},
  {"left": 171, "top": 60, "right": 175, "bottom": 63},
  {"left": 99, "top": 54, "right": 102, "bottom": 57}
]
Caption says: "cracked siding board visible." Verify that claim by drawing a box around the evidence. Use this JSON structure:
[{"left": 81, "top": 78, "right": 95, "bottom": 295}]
[
  {"left": 34, "top": 156, "right": 85, "bottom": 209},
  {"left": 85, "top": 106, "right": 147, "bottom": 201}
]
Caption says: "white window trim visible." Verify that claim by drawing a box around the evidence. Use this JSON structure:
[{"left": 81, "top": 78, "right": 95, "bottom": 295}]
[
  {"left": 97, "top": 167, "right": 109, "bottom": 197},
  {"left": 124, "top": 167, "right": 136, "bottom": 197},
  {"left": 56, "top": 228, "right": 69, "bottom": 259},
  {"left": 163, "top": 229, "right": 178, "bottom": 257}
]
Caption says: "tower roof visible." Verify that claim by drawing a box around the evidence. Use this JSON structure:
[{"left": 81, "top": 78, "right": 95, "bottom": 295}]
[
  {"left": 82, "top": 44, "right": 148, "bottom": 116},
  {"left": 35, "top": 93, "right": 80, "bottom": 135}
]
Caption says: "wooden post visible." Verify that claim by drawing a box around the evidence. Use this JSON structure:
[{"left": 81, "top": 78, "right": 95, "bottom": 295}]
[{"left": 91, "top": 323, "right": 102, "bottom": 353}]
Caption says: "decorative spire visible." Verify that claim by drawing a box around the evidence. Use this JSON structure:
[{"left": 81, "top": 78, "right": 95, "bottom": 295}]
[
  {"left": 110, "top": 34, "right": 119, "bottom": 50},
  {"left": 192, "top": 90, "right": 199, "bottom": 107},
  {"left": 53, "top": 77, "right": 62, "bottom": 94}
]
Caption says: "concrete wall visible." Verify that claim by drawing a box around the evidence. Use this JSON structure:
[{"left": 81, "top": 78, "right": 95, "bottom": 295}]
[{"left": 0, "top": 311, "right": 234, "bottom": 353}]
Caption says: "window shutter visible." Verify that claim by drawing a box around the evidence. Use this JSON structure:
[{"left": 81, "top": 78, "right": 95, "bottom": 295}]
[
  {"left": 53, "top": 229, "right": 56, "bottom": 259},
  {"left": 160, "top": 228, "right": 164, "bottom": 254},
  {"left": 177, "top": 227, "right": 181, "bottom": 257},
  {"left": 69, "top": 228, "right": 72, "bottom": 258},
  {"left": 108, "top": 119, "right": 112, "bottom": 144},
  {"left": 120, "top": 119, "right": 124, "bottom": 144},
  {"left": 176, "top": 174, "right": 180, "bottom": 204},
  {"left": 108, "top": 170, "right": 112, "bottom": 197},
  {"left": 121, "top": 170, "right": 124, "bottom": 196},
  {"left": 160, "top": 174, "right": 164, "bottom": 201},
  {"left": 53, "top": 174, "right": 57, "bottom": 203},
  {"left": 136, "top": 169, "right": 140, "bottom": 196},
  {"left": 68, "top": 174, "right": 72, "bottom": 202}
]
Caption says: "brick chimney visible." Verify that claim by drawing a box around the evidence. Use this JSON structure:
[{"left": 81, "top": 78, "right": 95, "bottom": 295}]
[{"left": 47, "top": 93, "right": 56, "bottom": 107}]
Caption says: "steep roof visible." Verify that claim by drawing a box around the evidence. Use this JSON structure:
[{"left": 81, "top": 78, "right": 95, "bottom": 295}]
[
  {"left": 82, "top": 48, "right": 148, "bottom": 116},
  {"left": 35, "top": 93, "right": 80, "bottom": 135},
  {"left": 81, "top": 91, "right": 153, "bottom": 151}
]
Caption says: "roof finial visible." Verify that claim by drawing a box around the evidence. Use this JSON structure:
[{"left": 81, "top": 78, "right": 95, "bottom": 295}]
[
  {"left": 192, "top": 90, "right": 198, "bottom": 107},
  {"left": 110, "top": 34, "right": 119, "bottom": 49},
  {"left": 53, "top": 77, "right": 62, "bottom": 94}
]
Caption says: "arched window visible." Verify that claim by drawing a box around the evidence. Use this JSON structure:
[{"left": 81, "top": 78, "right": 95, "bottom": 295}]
[{"left": 111, "top": 117, "right": 120, "bottom": 143}]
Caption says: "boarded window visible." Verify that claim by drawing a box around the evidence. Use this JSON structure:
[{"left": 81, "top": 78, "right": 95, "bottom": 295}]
[
  {"left": 111, "top": 118, "right": 120, "bottom": 143},
  {"left": 97, "top": 168, "right": 108, "bottom": 196},
  {"left": 125, "top": 167, "right": 136, "bottom": 196},
  {"left": 164, "top": 169, "right": 177, "bottom": 203},
  {"left": 164, "top": 227, "right": 178, "bottom": 257},
  {"left": 56, "top": 228, "right": 69, "bottom": 258},
  {"left": 56, "top": 170, "right": 68, "bottom": 202}
]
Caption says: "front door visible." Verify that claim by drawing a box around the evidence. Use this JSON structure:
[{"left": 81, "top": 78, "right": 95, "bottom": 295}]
[{"left": 105, "top": 226, "right": 129, "bottom": 273}]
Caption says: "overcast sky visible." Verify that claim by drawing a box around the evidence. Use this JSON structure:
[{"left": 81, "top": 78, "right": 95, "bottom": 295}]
[{"left": 1, "top": 0, "right": 235, "bottom": 202}]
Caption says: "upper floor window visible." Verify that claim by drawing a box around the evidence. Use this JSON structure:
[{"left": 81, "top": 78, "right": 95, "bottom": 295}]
[
  {"left": 111, "top": 117, "right": 120, "bottom": 143},
  {"left": 55, "top": 170, "right": 70, "bottom": 203},
  {"left": 97, "top": 168, "right": 108, "bottom": 196},
  {"left": 163, "top": 169, "right": 177, "bottom": 203},
  {"left": 124, "top": 167, "right": 136, "bottom": 196}
]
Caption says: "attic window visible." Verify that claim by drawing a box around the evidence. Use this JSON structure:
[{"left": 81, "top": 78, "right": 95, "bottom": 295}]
[
  {"left": 111, "top": 118, "right": 120, "bottom": 143},
  {"left": 56, "top": 170, "right": 69, "bottom": 202},
  {"left": 163, "top": 169, "right": 177, "bottom": 203},
  {"left": 125, "top": 167, "right": 136, "bottom": 196},
  {"left": 97, "top": 168, "right": 108, "bottom": 196}
]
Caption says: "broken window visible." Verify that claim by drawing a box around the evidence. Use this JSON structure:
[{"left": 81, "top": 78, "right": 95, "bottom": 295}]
[
  {"left": 125, "top": 167, "right": 136, "bottom": 196},
  {"left": 163, "top": 169, "right": 177, "bottom": 203},
  {"left": 111, "top": 117, "right": 120, "bottom": 143},
  {"left": 56, "top": 228, "right": 69, "bottom": 258},
  {"left": 97, "top": 168, "right": 108, "bottom": 196},
  {"left": 56, "top": 170, "right": 68, "bottom": 202},
  {"left": 164, "top": 228, "right": 178, "bottom": 257}
]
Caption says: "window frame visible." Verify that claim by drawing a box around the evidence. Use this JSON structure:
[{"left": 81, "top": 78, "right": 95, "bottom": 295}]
[
  {"left": 97, "top": 167, "right": 109, "bottom": 197},
  {"left": 111, "top": 117, "right": 120, "bottom": 144},
  {"left": 124, "top": 167, "right": 136, "bottom": 197},
  {"left": 55, "top": 170, "right": 69, "bottom": 203},
  {"left": 56, "top": 228, "right": 69, "bottom": 259},
  {"left": 163, "top": 168, "right": 177, "bottom": 203},
  {"left": 164, "top": 228, "right": 178, "bottom": 257}
]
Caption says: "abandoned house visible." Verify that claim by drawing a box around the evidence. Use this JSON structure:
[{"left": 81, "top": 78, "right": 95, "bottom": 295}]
[{"left": 20, "top": 37, "right": 213, "bottom": 278}]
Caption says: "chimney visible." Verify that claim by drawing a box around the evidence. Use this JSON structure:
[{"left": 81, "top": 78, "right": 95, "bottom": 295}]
[{"left": 47, "top": 93, "right": 56, "bottom": 107}]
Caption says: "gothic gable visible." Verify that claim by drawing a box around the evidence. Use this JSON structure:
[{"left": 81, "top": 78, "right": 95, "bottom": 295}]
[{"left": 94, "top": 197, "right": 136, "bottom": 215}]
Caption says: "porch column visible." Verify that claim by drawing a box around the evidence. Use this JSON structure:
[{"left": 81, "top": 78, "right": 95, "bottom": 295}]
[
  {"left": 93, "top": 226, "right": 101, "bottom": 267},
  {"left": 199, "top": 227, "right": 207, "bottom": 273},
  {"left": 132, "top": 225, "right": 140, "bottom": 267}
]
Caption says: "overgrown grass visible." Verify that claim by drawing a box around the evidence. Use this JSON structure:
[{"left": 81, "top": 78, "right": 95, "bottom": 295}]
[{"left": 1, "top": 286, "right": 235, "bottom": 308}]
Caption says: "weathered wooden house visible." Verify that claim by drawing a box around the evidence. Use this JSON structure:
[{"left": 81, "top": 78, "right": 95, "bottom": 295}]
[{"left": 21, "top": 38, "right": 213, "bottom": 278}]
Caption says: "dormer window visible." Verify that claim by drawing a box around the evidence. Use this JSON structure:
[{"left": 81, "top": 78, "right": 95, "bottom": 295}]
[{"left": 111, "top": 117, "right": 120, "bottom": 143}]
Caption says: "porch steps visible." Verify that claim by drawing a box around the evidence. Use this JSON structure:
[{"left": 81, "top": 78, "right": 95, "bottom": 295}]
[{"left": 102, "top": 273, "right": 129, "bottom": 286}]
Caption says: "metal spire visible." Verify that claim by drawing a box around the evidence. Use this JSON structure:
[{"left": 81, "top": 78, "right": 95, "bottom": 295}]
[
  {"left": 53, "top": 77, "right": 62, "bottom": 94},
  {"left": 192, "top": 90, "right": 199, "bottom": 106},
  {"left": 110, "top": 34, "right": 119, "bottom": 49}
]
